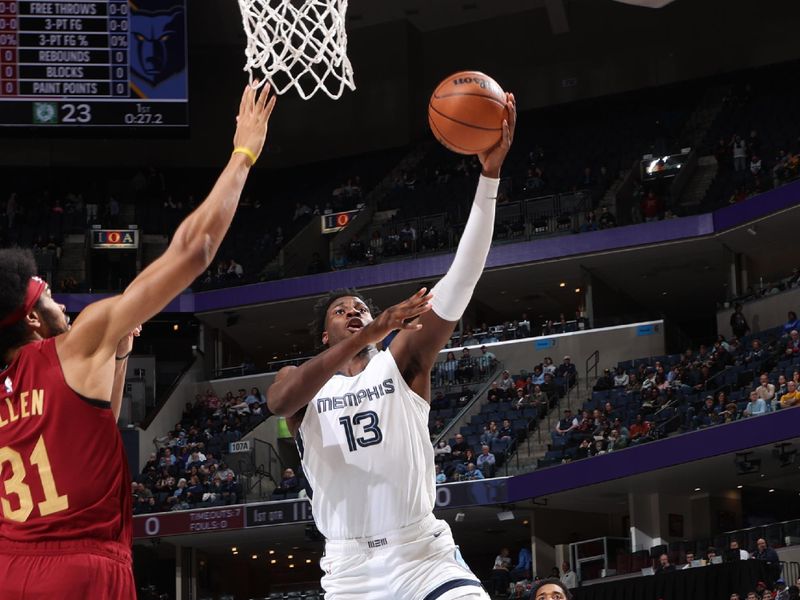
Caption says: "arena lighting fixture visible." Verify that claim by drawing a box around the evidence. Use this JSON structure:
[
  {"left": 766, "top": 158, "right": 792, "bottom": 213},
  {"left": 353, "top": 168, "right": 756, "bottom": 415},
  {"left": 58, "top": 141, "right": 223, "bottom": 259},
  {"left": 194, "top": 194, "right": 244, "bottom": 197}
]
[
  {"left": 268, "top": 549, "right": 275, "bottom": 555},
  {"left": 289, "top": 564, "right": 295, "bottom": 569},
  {"left": 251, "top": 554, "right": 258, "bottom": 560},
  {"left": 288, "top": 554, "right": 293, "bottom": 559},
  {"left": 270, "top": 559, "right": 277, "bottom": 564},
  {"left": 772, "top": 443, "right": 797, "bottom": 467},
  {"left": 769, "top": 489, "right": 776, "bottom": 493},
  {"left": 231, "top": 547, "right": 237, "bottom": 552},
  {"left": 306, "top": 559, "right": 312, "bottom": 564},
  {"left": 737, "top": 485, "right": 743, "bottom": 489},
  {"left": 694, "top": 487, "right": 701, "bottom": 492},
  {"left": 735, "top": 451, "right": 761, "bottom": 475},
  {"left": 559, "top": 282, "right": 566, "bottom": 288}
]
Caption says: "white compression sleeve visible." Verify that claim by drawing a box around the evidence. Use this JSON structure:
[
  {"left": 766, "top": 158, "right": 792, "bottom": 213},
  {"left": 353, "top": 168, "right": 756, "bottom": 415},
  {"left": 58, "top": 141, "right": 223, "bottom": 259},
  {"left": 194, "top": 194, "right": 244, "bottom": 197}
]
[{"left": 430, "top": 174, "right": 499, "bottom": 322}]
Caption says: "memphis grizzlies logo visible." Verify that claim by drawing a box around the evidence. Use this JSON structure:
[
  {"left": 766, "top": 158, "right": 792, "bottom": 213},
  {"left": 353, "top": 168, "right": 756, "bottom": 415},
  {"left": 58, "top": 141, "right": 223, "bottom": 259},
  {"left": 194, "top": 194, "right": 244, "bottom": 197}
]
[{"left": 129, "top": 2, "right": 186, "bottom": 99}]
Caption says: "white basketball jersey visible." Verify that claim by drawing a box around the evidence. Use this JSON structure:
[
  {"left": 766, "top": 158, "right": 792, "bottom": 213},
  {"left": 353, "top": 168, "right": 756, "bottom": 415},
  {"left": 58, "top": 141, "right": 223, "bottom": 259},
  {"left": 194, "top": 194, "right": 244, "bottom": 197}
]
[{"left": 297, "top": 348, "right": 435, "bottom": 540}]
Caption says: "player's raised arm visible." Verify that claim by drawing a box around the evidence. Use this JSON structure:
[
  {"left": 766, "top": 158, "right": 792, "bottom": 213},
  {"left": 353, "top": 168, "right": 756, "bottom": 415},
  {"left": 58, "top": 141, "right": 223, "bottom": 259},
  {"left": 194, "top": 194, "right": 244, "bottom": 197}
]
[
  {"left": 390, "top": 93, "right": 516, "bottom": 398},
  {"left": 58, "top": 83, "right": 276, "bottom": 401}
]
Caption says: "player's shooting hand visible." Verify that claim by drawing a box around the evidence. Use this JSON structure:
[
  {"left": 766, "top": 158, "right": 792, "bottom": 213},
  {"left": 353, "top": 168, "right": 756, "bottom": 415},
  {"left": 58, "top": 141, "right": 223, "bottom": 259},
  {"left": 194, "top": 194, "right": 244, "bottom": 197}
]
[
  {"left": 477, "top": 92, "right": 516, "bottom": 179},
  {"left": 233, "top": 81, "right": 277, "bottom": 164},
  {"left": 116, "top": 324, "right": 142, "bottom": 359},
  {"left": 360, "top": 288, "right": 433, "bottom": 344}
]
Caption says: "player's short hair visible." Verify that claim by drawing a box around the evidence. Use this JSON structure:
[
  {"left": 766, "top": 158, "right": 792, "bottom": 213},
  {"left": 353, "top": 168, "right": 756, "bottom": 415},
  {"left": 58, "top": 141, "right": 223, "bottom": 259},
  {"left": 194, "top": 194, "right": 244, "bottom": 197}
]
[
  {"left": 531, "top": 578, "right": 573, "bottom": 599},
  {"left": 309, "top": 288, "right": 378, "bottom": 350},
  {"left": 0, "top": 249, "right": 40, "bottom": 362}
]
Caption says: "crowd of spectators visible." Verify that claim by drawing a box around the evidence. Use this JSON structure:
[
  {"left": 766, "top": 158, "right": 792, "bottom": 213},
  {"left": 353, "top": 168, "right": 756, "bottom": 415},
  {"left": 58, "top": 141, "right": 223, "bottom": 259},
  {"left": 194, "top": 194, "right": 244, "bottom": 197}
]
[
  {"left": 543, "top": 311, "right": 800, "bottom": 468},
  {"left": 131, "top": 386, "right": 269, "bottom": 514},
  {"left": 433, "top": 355, "right": 577, "bottom": 482}
]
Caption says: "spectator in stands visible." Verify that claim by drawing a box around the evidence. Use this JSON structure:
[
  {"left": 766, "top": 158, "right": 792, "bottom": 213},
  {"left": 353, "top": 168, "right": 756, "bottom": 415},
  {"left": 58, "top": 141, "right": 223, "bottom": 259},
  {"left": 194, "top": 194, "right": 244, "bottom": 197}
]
[
  {"left": 462, "top": 462, "right": 483, "bottom": 481},
  {"left": 514, "top": 387, "right": 532, "bottom": 409},
  {"left": 531, "top": 365, "right": 545, "bottom": 386},
  {"left": 629, "top": 414, "right": 652, "bottom": 443},
  {"left": 752, "top": 373, "right": 776, "bottom": 408},
  {"left": 478, "top": 345, "right": 497, "bottom": 377},
  {"left": 450, "top": 434, "right": 469, "bottom": 459},
  {"left": 560, "top": 562, "right": 577, "bottom": 588},
  {"left": 490, "top": 548, "right": 513, "bottom": 596},
  {"left": 510, "top": 546, "right": 533, "bottom": 583},
  {"left": 786, "top": 331, "right": 800, "bottom": 356},
  {"left": 434, "top": 440, "right": 452, "bottom": 466},
  {"left": 784, "top": 312, "right": 800, "bottom": 336},
  {"left": 272, "top": 468, "right": 301, "bottom": 500},
  {"left": 744, "top": 390, "right": 767, "bottom": 417},
  {"left": 477, "top": 445, "right": 496, "bottom": 477},
  {"left": 533, "top": 580, "right": 573, "bottom": 600},
  {"left": 641, "top": 190, "right": 661, "bottom": 221},
  {"left": 488, "top": 382, "right": 505, "bottom": 403},
  {"left": 499, "top": 419, "right": 514, "bottom": 443},
  {"left": 775, "top": 581, "right": 788, "bottom": 600},
  {"left": 593, "top": 369, "right": 614, "bottom": 391},
  {"left": 752, "top": 538, "right": 781, "bottom": 583},
  {"left": 732, "top": 135, "right": 748, "bottom": 172},
  {"left": 542, "top": 357, "right": 556, "bottom": 376},
  {"left": 728, "top": 539, "right": 749, "bottom": 560},
  {"left": 780, "top": 381, "right": 800, "bottom": 408},
  {"left": 730, "top": 303, "right": 750, "bottom": 338},
  {"left": 555, "top": 409, "right": 577, "bottom": 439},
  {"left": 655, "top": 553, "right": 675, "bottom": 574},
  {"left": 557, "top": 356, "right": 577, "bottom": 386},
  {"left": 499, "top": 370, "right": 515, "bottom": 395},
  {"left": 481, "top": 421, "right": 500, "bottom": 446},
  {"left": 682, "top": 552, "right": 695, "bottom": 569},
  {"left": 440, "top": 351, "right": 458, "bottom": 386},
  {"left": 613, "top": 367, "right": 629, "bottom": 388},
  {"left": 430, "top": 417, "right": 446, "bottom": 437},
  {"left": 706, "top": 547, "right": 718, "bottom": 563},
  {"left": 508, "top": 582, "right": 531, "bottom": 600},
  {"left": 598, "top": 206, "right": 616, "bottom": 229}
]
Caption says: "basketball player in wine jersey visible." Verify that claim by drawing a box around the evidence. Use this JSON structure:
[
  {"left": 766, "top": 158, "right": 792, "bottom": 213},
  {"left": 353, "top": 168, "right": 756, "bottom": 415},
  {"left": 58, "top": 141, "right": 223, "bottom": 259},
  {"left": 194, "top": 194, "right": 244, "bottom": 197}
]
[
  {"left": 269, "top": 94, "right": 516, "bottom": 600},
  {"left": 0, "top": 82, "right": 276, "bottom": 599}
]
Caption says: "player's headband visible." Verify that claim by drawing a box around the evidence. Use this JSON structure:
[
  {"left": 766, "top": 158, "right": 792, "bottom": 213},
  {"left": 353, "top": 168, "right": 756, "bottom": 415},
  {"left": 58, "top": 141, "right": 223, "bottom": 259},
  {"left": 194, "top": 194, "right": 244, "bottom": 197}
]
[{"left": 0, "top": 277, "right": 47, "bottom": 330}]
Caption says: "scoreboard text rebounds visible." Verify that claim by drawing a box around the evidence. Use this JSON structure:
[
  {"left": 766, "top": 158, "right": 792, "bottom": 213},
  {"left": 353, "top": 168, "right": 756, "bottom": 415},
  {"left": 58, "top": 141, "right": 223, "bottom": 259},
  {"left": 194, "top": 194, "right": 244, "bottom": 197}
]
[{"left": 0, "top": 0, "right": 187, "bottom": 127}]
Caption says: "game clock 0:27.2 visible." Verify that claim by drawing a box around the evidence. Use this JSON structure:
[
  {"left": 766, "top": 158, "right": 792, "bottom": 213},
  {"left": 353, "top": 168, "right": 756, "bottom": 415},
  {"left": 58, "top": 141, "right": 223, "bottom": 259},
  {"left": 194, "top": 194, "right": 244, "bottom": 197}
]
[{"left": 26, "top": 100, "right": 185, "bottom": 127}]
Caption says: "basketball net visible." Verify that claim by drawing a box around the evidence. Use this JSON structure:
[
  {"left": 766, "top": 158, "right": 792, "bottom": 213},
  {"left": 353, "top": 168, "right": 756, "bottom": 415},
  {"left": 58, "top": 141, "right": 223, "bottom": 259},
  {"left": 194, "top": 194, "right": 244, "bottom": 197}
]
[{"left": 237, "top": 0, "right": 356, "bottom": 100}]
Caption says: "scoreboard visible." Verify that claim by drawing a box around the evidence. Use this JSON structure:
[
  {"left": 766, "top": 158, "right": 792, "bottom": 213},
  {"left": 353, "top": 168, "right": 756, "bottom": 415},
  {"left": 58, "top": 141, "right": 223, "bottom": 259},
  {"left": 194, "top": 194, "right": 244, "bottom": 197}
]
[{"left": 0, "top": 0, "right": 187, "bottom": 127}]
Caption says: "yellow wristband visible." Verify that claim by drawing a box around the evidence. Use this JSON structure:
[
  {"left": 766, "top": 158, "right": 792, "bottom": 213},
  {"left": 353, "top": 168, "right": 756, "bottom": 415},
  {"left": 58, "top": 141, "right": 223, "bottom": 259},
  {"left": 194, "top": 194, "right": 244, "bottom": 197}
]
[{"left": 232, "top": 147, "right": 258, "bottom": 166}]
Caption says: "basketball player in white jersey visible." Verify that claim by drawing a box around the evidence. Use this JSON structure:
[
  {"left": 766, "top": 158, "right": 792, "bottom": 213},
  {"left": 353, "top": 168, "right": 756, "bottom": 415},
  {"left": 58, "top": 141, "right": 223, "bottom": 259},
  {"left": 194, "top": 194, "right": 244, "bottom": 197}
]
[{"left": 268, "top": 93, "right": 515, "bottom": 600}]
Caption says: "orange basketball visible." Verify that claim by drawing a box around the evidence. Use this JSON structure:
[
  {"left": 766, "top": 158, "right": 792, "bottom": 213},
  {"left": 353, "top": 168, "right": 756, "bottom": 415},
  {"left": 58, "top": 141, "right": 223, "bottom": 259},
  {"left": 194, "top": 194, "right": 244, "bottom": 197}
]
[{"left": 428, "top": 71, "right": 508, "bottom": 155}]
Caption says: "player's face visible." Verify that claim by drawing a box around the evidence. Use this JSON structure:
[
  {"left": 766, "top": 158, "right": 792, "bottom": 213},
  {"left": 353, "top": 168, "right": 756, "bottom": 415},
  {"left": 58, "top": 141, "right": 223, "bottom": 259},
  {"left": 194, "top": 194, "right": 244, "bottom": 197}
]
[
  {"left": 34, "top": 287, "right": 70, "bottom": 337},
  {"left": 535, "top": 584, "right": 567, "bottom": 600},
  {"left": 322, "top": 296, "right": 373, "bottom": 347}
]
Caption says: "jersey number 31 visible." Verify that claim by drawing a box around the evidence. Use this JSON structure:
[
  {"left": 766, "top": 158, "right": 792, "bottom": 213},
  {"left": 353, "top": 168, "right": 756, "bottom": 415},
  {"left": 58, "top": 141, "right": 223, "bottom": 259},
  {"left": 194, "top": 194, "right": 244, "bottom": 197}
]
[{"left": 338, "top": 411, "right": 383, "bottom": 452}]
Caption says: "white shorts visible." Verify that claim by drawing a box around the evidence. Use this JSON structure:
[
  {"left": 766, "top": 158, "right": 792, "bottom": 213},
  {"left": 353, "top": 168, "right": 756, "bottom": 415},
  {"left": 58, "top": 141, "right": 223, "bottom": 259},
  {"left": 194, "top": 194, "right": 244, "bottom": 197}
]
[{"left": 319, "top": 514, "right": 490, "bottom": 600}]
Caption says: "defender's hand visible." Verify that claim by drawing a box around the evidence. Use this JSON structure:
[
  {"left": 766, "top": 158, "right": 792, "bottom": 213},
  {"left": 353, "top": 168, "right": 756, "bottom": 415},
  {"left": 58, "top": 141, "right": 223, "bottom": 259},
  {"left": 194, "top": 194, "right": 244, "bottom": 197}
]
[
  {"left": 233, "top": 81, "right": 277, "bottom": 164},
  {"left": 478, "top": 92, "right": 516, "bottom": 178},
  {"left": 358, "top": 288, "right": 433, "bottom": 345}
]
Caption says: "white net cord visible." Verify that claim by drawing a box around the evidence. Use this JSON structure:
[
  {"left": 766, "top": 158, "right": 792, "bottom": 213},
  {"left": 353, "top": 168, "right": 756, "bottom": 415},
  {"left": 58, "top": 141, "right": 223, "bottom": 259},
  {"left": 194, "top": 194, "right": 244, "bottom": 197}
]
[{"left": 237, "top": 0, "right": 356, "bottom": 100}]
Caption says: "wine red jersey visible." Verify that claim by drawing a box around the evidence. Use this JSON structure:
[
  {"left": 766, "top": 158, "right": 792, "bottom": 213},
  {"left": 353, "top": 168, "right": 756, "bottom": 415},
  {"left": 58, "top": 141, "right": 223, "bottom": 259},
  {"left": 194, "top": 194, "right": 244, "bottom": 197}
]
[{"left": 0, "top": 337, "right": 131, "bottom": 548}]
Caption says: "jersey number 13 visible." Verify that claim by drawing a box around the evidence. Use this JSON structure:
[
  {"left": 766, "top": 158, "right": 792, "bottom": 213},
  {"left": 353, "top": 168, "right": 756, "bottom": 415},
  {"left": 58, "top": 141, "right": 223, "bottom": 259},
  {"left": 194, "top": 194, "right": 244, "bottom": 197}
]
[{"left": 338, "top": 411, "right": 383, "bottom": 452}]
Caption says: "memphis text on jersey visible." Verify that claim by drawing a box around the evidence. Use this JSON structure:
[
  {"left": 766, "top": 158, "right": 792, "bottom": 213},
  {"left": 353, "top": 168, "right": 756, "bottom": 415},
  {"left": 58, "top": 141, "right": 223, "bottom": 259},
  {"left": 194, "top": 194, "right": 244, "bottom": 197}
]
[
  {"left": 314, "top": 378, "right": 395, "bottom": 414},
  {"left": 0, "top": 388, "right": 45, "bottom": 428}
]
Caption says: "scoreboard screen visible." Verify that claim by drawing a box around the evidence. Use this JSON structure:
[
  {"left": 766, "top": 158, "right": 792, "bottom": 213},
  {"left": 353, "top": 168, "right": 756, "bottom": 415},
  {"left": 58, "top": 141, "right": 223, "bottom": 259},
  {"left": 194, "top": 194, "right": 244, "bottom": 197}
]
[{"left": 0, "top": 0, "right": 188, "bottom": 127}]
